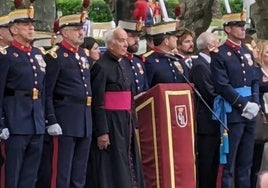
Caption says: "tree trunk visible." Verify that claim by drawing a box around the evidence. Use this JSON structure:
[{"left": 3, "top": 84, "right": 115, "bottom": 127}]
[
  {"left": 34, "top": 0, "right": 56, "bottom": 31},
  {"left": 250, "top": 0, "right": 268, "bottom": 39},
  {"left": 212, "top": 0, "right": 222, "bottom": 19},
  {"left": 14, "top": 0, "right": 56, "bottom": 31},
  {"left": 178, "top": 0, "right": 214, "bottom": 38},
  {"left": 0, "top": 0, "right": 11, "bottom": 15}
]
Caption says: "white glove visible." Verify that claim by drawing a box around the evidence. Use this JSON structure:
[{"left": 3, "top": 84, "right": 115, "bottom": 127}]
[
  {"left": 241, "top": 111, "right": 254, "bottom": 120},
  {"left": 243, "top": 102, "right": 259, "bottom": 117},
  {"left": 47, "top": 123, "right": 62, "bottom": 136},
  {"left": 0, "top": 128, "right": 10, "bottom": 140}
]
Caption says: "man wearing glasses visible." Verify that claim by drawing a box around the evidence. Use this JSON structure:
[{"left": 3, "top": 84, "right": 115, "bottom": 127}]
[
  {"left": 44, "top": 13, "right": 92, "bottom": 188},
  {"left": 0, "top": 7, "right": 46, "bottom": 187}
]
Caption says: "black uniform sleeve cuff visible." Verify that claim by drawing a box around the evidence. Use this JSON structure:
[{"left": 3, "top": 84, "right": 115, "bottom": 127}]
[{"left": 46, "top": 114, "right": 57, "bottom": 126}]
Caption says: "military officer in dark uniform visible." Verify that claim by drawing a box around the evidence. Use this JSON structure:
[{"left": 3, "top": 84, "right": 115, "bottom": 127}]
[
  {"left": 143, "top": 22, "right": 189, "bottom": 88},
  {"left": 0, "top": 12, "right": 13, "bottom": 170},
  {"left": 210, "top": 10, "right": 259, "bottom": 188},
  {"left": 0, "top": 7, "right": 46, "bottom": 188},
  {"left": 190, "top": 32, "right": 221, "bottom": 188},
  {"left": 118, "top": 20, "right": 149, "bottom": 96},
  {"left": 44, "top": 12, "right": 92, "bottom": 188}
]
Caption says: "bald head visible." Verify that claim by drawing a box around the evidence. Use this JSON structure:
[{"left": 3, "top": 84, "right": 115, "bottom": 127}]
[{"left": 104, "top": 27, "right": 128, "bottom": 58}]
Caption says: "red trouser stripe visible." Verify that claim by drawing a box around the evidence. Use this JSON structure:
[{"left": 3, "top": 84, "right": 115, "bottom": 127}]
[
  {"left": 50, "top": 136, "right": 59, "bottom": 188},
  {"left": 0, "top": 142, "right": 5, "bottom": 188}
]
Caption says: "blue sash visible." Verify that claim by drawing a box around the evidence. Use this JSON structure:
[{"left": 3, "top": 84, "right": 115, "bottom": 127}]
[{"left": 213, "top": 86, "right": 251, "bottom": 164}]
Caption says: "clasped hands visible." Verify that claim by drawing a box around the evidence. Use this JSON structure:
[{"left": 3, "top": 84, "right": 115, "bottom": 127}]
[{"left": 241, "top": 102, "right": 259, "bottom": 120}]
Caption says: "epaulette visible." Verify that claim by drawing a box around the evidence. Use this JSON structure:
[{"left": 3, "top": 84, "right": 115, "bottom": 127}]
[
  {"left": 142, "top": 50, "right": 154, "bottom": 58},
  {"left": 37, "top": 47, "right": 46, "bottom": 55},
  {"left": 0, "top": 46, "right": 7, "bottom": 55},
  {"left": 46, "top": 45, "right": 59, "bottom": 58}
]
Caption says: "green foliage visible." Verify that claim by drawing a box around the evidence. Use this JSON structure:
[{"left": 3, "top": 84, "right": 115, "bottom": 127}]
[
  {"left": 221, "top": 0, "right": 243, "bottom": 14},
  {"left": 56, "top": 0, "right": 82, "bottom": 15},
  {"left": 88, "top": 0, "right": 113, "bottom": 22},
  {"left": 56, "top": 0, "right": 113, "bottom": 22}
]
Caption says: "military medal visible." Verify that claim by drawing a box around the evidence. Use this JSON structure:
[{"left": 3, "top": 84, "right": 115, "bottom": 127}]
[
  {"left": 137, "top": 63, "right": 144, "bottom": 74},
  {"left": 173, "top": 61, "right": 184, "bottom": 74},
  {"left": 244, "top": 53, "right": 253, "bottom": 66},
  {"left": 13, "top": 52, "right": 19, "bottom": 57}
]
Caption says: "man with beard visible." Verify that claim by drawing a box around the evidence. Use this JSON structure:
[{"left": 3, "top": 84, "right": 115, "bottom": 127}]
[
  {"left": 174, "top": 28, "right": 195, "bottom": 74},
  {"left": 44, "top": 13, "right": 92, "bottom": 188},
  {"left": 144, "top": 22, "right": 189, "bottom": 88},
  {"left": 0, "top": 7, "right": 46, "bottom": 187},
  {"left": 89, "top": 27, "right": 145, "bottom": 188},
  {"left": 118, "top": 20, "right": 149, "bottom": 96}
]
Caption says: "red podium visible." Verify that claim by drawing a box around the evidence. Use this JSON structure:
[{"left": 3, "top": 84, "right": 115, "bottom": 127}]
[{"left": 135, "top": 84, "right": 196, "bottom": 188}]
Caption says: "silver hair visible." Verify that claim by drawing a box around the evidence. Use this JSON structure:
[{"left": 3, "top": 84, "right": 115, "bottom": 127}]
[
  {"left": 103, "top": 27, "right": 122, "bottom": 46},
  {"left": 196, "top": 32, "right": 217, "bottom": 51}
]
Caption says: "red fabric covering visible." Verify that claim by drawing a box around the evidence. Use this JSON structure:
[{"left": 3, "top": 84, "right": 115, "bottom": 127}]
[
  {"left": 50, "top": 136, "right": 59, "bottom": 188},
  {"left": 135, "top": 83, "right": 196, "bottom": 188}
]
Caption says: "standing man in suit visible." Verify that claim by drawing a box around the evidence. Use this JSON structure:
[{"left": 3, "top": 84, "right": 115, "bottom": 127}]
[
  {"left": 44, "top": 13, "right": 92, "bottom": 188},
  {"left": 211, "top": 10, "right": 259, "bottom": 188},
  {"left": 190, "top": 32, "right": 220, "bottom": 188},
  {"left": 0, "top": 7, "right": 46, "bottom": 188}
]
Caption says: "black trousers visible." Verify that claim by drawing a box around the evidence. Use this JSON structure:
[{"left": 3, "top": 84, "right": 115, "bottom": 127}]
[
  {"left": 5, "top": 134, "right": 44, "bottom": 188},
  {"left": 197, "top": 134, "right": 220, "bottom": 188}
]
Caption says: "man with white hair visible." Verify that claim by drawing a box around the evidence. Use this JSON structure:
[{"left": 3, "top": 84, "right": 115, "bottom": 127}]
[
  {"left": 89, "top": 27, "right": 145, "bottom": 188},
  {"left": 189, "top": 32, "right": 220, "bottom": 188}
]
